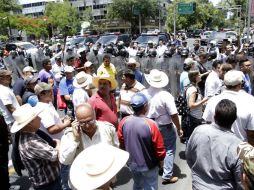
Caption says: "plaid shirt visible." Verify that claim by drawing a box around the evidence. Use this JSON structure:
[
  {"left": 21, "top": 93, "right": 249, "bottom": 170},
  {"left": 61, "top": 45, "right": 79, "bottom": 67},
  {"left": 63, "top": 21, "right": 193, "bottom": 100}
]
[{"left": 19, "top": 132, "right": 60, "bottom": 187}]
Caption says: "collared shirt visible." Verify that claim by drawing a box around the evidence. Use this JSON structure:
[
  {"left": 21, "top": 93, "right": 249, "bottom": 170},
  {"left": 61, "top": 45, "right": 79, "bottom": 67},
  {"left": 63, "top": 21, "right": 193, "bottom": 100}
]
[
  {"left": 97, "top": 63, "right": 117, "bottom": 78},
  {"left": 120, "top": 81, "right": 145, "bottom": 115},
  {"left": 143, "top": 87, "right": 177, "bottom": 125},
  {"left": 186, "top": 123, "right": 243, "bottom": 190},
  {"left": 203, "top": 90, "right": 254, "bottom": 141},
  {"left": 180, "top": 71, "right": 190, "bottom": 95},
  {"left": 134, "top": 70, "right": 144, "bottom": 84},
  {"left": 243, "top": 73, "right": 252, "bottom": 94},
  {"left": 19, "top": 132, "right": 60, "bottom": 187},
  {"left": 204, "top": 70, "right": 222, "bottom": 97},
  {"left": 59, "top": 121, "right": 119, "bottom": 165},
  {"left": 88, "top": 92, "right": 118, "bottom": 127},
  {"left": 59, "top": 77, "right": 74, "bottom": 96},
  {"left": 0, "top": 84, "right": 20, "bottom": 125}
]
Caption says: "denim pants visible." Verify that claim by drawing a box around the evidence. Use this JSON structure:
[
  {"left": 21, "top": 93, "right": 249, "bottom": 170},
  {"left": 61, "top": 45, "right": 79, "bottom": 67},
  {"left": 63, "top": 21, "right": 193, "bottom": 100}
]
[
  {"left": 131, "top": 167, "right": 158, "bottom": 190},
  {"left": 158, "top": 123, "right": 176, "bottom": 180},
  {"left": 60, "top": 164, "right": 71, "bottom": 190}
]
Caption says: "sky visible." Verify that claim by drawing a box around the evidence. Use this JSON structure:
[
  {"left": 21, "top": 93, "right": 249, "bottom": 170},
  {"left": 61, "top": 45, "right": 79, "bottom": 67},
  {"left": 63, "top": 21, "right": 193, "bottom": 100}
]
[{"left": 210, "top": 0, "right": 221, "bottom": 6}]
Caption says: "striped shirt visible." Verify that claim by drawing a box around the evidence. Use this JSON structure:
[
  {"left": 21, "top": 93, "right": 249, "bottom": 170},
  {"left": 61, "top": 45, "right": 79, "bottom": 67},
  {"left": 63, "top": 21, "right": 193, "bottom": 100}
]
[{"left": 19, "top": 132, "right": 60, "bottom": 187}]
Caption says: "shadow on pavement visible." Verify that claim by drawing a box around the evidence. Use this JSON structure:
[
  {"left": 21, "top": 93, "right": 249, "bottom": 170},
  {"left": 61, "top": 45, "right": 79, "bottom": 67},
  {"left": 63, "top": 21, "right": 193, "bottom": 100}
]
[
  {"left": 179, "top": 150, "right": 186, "bottom": 160},
  {"left": 173, "top": 164, "right": 187, "bottom": 179},
  {"left": 114, "top": 166, "right": 132, "bottom": 187}
]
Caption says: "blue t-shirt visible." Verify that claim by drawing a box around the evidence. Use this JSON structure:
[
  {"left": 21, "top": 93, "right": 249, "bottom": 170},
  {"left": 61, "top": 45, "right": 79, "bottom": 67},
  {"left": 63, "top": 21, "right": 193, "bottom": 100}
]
[
  {"left": 134, "top": 70, "right": 144, "bottom": 84},
  {"left": 59, "top": 77, "right": 74, "bottom": 96}
]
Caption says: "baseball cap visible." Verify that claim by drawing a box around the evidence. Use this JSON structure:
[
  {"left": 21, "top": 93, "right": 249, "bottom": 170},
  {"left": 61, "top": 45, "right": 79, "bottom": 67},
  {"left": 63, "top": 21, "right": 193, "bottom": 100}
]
[
  {"left": 184, "top": 58, "right": 195, "bottom": 66},
  {"left": 24, "top": 76, "right": 39, "bottom": 86},
  {"left": 64, "top": 66, "right": 74, "bottom": 73},
  {"left": 130, "top": 93, "right": 148, "bottom": 109},
  {"left": 0, "top": 70, "right": 12, "bottom": 76},
  {"left": 23, "top": 66, "right": 36, "bottom": 73},
  {"left": 84, "top": 61, "right": 94, "bottom": 68},
  {"left": 224, "top": 70, "right": 243, "bottom": 86},
  {"left": 34, "top": 82, "right": 53, "bottom": 95}
]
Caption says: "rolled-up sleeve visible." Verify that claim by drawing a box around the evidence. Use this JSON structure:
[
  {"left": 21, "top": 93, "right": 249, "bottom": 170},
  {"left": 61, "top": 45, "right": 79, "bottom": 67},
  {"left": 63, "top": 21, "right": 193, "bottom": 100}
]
[{"left": 59, "top": 131, "right": 80, "bottom": 165}]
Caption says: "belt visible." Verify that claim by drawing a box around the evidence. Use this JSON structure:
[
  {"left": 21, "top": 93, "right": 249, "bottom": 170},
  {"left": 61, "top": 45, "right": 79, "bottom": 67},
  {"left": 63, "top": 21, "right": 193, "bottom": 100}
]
[{"left": 158, "top": 123, "right": 173, "bottom": 128}]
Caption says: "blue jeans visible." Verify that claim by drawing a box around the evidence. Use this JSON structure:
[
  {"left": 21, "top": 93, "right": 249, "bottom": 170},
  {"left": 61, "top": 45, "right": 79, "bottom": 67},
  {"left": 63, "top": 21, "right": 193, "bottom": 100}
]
[
  {"left": 159, "top": 124, "right": 176, "bottom": 180},
  {"left": 60, "top": 164, "right": 71, "bottom": 190},
  {"left": 131, "top": 167, "right": 158, "bottom": 190}
]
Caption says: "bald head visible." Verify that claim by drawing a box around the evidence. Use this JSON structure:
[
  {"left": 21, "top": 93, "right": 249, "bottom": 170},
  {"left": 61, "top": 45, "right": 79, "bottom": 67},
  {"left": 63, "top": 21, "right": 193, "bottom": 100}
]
[{"left": 75, "top": 103, "right": 95, "bottom": 121}]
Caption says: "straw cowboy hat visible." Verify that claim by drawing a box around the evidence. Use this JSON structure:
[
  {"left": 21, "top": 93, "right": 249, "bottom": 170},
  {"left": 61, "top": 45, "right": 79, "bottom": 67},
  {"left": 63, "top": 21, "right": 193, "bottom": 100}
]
[
  {"left": 69, "top": 143, "right": 129, "bottom": 190},
  {"left": 127, "top": 58, "right": 140, "bottom": 68},
  {"left": 144, "top": 69, "right": 169, "bottom": 88},
  {"left": 11, "top": 104, "right": 45, "bottom": 133},
  {"left": 73, "top": 71, "right": 92, "bottom": 88},
  {"left": 93, "top": 74, "right": 118, "bottom": 90}
]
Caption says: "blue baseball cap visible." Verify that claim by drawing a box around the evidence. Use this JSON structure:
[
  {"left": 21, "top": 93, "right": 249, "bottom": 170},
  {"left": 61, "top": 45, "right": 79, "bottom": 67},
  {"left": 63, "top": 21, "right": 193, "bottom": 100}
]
[{"left": 130, "top": 93, "right": 148, "bottom": 109}]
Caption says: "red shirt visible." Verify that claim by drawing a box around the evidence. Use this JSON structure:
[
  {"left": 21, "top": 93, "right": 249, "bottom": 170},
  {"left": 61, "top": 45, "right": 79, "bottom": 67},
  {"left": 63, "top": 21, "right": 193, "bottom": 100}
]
[{"left": 88, "top": 92, "right": 118, "bottom": 127}]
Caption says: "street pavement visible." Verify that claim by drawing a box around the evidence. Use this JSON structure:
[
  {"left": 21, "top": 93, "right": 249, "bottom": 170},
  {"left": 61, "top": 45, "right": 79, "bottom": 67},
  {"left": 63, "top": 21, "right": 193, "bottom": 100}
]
[{"left": 9, "top": 135, "right": 191, "bottom": 190}]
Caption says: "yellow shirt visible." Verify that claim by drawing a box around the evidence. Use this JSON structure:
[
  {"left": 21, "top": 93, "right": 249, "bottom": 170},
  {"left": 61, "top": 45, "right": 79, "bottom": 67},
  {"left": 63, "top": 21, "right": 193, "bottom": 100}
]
[{"left": 97, "top": 63, "right": 117, "bottom": 78}]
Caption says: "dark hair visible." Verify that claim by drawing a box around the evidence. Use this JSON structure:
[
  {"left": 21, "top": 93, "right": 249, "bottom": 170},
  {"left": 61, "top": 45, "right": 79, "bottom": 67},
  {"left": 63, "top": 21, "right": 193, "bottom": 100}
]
[
  {"left": 103, "top": 54, "right": 111, "bottom": 61},
  {"left": 188, "top": 70, "right": 199, "bottom": 84},
  {"left": 214, "top": 99, "right": 237, "bottom": 129},
  {"left": 220, "top": 63, "right": 233, "bottom": 73},
  {"left": 238, "top": 55, "right": 249, "bottom": 67},
  {"left": 212, "top": 60, "right": 222, "bottom": 68},
  {"left": 183, "top": 64, "right": 191, "bottom": 71},
  {"left": 198, "top": 52, "right": 208, "bottom": 58},
  {"left": 226, "top": 54, "right": 237, "bottom": 66},
  {"left": 42, "top": 59, "right": 51, "bottom": 67},
  {"left": 123, "top": 69, "right": 135, "bottom": 80}
]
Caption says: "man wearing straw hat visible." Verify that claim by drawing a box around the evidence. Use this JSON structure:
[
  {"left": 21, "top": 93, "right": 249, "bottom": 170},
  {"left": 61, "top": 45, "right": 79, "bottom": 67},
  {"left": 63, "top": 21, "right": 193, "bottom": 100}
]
[
  {"left": 143, "top": 69, "right": 183, "bottom": 184},
  {"left": 126, "top": 58, "right": 144, "bottom": 84},
  {"left": 11, "top": 104, "right": 62, "bottom": 190},
  {"left": 72, "top": 71, "right": 91, "bottom": 110},
  {"left": 88, "top": 74, "right": 118, "bottom": 127}
]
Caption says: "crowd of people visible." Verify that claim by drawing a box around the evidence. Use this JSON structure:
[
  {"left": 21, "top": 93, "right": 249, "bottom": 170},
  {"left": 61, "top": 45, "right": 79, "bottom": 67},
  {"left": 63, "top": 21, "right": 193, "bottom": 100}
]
[{"left": 0, "top": 36, "right": 254, "bottom": 190}]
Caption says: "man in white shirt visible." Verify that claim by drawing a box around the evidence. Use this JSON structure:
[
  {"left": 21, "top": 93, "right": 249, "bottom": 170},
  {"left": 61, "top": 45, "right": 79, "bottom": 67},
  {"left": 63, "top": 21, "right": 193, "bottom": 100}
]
[
  {"left": 156, "top": 40, "right": 167, "bottom": 57},
  {"left": 204, "top": 60, "right": 222, "bottom": 97},
  {"left": 203, "top": 70, "right": 254, "bottom": 146},
  {"left": 34, "top": 82, "right": 71, "bottom": 140},
  {"left": 59, "top": 103, "right": 119, "bottom": 165},
  {"left": 119, "top": 69, "right": 145, "bottom": 118},
  {"left": 72, "top": 71, "right": 91, "bottom": 111},
  {"left": 143, "top": 69, "right": 183, "bottom": 184},
  {"left": 0, "top": 70, "right": 20, "bottom": 127}
]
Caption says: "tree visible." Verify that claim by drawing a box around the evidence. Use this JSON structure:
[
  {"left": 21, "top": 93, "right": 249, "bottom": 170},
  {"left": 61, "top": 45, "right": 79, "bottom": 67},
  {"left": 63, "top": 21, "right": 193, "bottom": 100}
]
[
  {"left": 107, "top": 0, "right": 158, "bottom": 33},
  {"left": 166, "top": 0, "right": 225, "bottom": 32},
  {"left": 0, "top": 0, "right": 21, "bottom": 12},
  {"left": 45, "top": 1, "right": 80, "bottom": 35}
]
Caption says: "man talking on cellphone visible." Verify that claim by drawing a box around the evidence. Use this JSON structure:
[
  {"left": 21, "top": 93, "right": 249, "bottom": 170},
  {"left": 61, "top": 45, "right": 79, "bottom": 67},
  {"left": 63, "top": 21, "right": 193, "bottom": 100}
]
[{"left": 59, "top": 103, "right": 119, "bottom": 189}]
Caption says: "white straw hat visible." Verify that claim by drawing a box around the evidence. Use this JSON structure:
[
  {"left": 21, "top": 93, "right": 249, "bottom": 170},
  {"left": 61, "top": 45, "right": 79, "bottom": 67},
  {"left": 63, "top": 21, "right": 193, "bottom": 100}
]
[
  {"left": 11, "top": 104, "right": 45, "bottom": 133},
  {"left": 127, "top": 58, "right": 140, "bottom": 68},
  {"left": 69, "top": 143, "right": 129, "bottom": 190},
  {"left": 73, "top": 71, "right": 92, "bottom": 88},
  {"left": 93, "top": 74, "right": 118, "bottom": 90},
  {"left": 144, "top": 69, "right": 169, "bottom": 88}
]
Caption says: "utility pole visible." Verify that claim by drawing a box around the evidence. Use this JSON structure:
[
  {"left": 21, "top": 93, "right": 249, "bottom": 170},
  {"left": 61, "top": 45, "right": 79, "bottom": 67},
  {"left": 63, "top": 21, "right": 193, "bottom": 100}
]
[
  {"left": 247, "top": 0, "right": 252, "bottom": 42},
  {"left": 173, "top": 5, "right": 176, "bottom": 38}
]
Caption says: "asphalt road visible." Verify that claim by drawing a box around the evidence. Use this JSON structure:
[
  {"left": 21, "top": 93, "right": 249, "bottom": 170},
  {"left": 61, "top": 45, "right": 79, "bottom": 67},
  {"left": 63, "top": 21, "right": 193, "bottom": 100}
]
[{"left": 9, "top": 135, "right": 191, "bottom": 190}]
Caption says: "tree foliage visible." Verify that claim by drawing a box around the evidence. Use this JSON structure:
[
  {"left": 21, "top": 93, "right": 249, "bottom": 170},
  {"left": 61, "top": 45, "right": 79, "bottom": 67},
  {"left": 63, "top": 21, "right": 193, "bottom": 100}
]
[
  {"left": 107, "top": 0, "right": 158, "bottom": 33},
  {"left": 45, "top": 1, "right": 80, "bottom": 35},
  {"left": 166, "top": 0, "right": 225, "bottom": 32},
  {"left": 0, "top": 0, "right": 21, "bottom": 12}
]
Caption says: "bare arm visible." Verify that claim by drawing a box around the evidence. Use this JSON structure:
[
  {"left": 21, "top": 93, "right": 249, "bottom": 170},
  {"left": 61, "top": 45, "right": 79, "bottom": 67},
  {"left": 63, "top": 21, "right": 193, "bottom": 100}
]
[
  {"left": 5, "top": 104, "right": 16, "bottom": 114},
  {"left": 47, "top": 118, "right": 71, "bottom": 135},
  {"left": 64, "top": 95, "right": 71, "bottom": 101},
  {"left": 171, "top": 113, "right": 183, "bottom": 137},
  {"left": 15, "top": 95, "right": 22, "bottom": 106},
  {"left": 188, "top": 92, "right": 208, "bottom": 109},
  {"left": 247, "top": 130, "right": 254, "bottom": 147}
]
